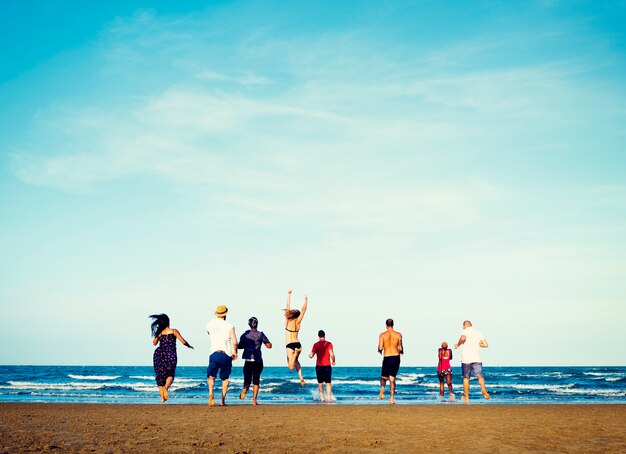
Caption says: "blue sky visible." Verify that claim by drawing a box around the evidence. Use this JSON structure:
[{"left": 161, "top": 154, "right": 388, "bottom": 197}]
[{"left": 1, "top": 1, "right": 625, "bottom": 367}]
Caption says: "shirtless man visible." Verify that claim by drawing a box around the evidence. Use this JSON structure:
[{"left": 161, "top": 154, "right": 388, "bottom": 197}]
[{"left": 378, "top": 318, "right": 404, "bottom": 405}]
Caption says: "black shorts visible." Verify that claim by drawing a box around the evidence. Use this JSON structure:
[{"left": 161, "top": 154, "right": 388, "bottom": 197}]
[
  {"left": 243, "top": 360, "right": 264, "bottom": 386},
  {"left": 315, "top": 365, "right": 332, "bottom": 383},
  {"left": 381, "top": 355, "right": 401, "bottom": 378}
]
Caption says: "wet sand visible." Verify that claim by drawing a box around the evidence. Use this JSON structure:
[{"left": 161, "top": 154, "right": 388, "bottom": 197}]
[{"left": 1, "top": 403, "right": 625, "bottom": 453}]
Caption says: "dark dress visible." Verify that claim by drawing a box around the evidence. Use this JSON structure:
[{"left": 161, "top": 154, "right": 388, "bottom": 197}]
[{"left": 153, "top": 333, "right": 177, "bottom": 387}]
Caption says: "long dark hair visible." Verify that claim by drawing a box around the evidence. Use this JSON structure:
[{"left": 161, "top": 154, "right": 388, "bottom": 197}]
[{"left": 149, "top": 313, "right": 170, "bottom": 337}]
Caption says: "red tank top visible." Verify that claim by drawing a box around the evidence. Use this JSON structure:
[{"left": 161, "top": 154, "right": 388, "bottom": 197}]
[{"left": 437, "top": 348, "right": 452, "bottom": 371}]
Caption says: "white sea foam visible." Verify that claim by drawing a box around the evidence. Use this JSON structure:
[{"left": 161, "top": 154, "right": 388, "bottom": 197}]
[
  {"left": 3, "top": 381, "right": 105, "bottom": 391},
  {"left": 554, "top": 388, "right": 626, "bottom": 397},
  {"left": 127, "top": 383, "right": 158, "bottom": 392},
  {"left": 584, "top": 373, "right": 625, "bottom": 383},
  {"left": 498, "top": 372, "right": 573, "bottom": 379},
  {"left": 168, "top": 382, "right": 202, "bottom": 391},
  {"left": 173, "top": 378, "right": 204, "bottom": 384},
  {"left": 67, "top": 374, "right": 121, "bottom": 380},
  {"left": 396, "top": 374, "right": 425, "bottom": 385},
  {"left": 130, "top": 376, "right": 155, "bottom": 380},
  {"left": 489, "top": 383, "right": 574, "bottom": 391},
  {"left": 416, "top": 382, "right": 440, "bottom": 389},
  {"left": 332, "top": 379, "right": 380, "bottom": 386}
]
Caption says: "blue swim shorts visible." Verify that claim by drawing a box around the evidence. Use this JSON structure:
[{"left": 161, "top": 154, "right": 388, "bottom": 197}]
[
  {"left": 207, "top": 351, "right": 233, "bottom": 380},
  {"left": 461, "top": 362, "right": 483, "bottom": 379}
]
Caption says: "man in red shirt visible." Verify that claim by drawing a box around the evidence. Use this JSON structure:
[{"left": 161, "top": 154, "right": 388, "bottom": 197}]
[{"left": 309, "top": 330, "right": 336, "bottom": 402}]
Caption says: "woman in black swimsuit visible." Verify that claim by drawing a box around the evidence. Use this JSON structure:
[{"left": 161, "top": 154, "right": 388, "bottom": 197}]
[{"left": 284, "top": 289, "right": 308, "bottom": 386}]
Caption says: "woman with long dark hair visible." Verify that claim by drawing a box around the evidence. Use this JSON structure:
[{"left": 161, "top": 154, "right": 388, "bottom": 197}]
[
  {"left": 150, "top": 313, "right": 193, "bottom": 402},
  {"left": 283, "top": 290, "right": 308, "bottom": 386}
]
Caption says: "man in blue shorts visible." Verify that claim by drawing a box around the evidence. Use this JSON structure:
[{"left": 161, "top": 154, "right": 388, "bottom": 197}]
[
  {"left": 206, "top": 305, "right": 238, "bottom": 406},
  {"left": 454, "top": 320, "right": 490, "bottom": 402}
]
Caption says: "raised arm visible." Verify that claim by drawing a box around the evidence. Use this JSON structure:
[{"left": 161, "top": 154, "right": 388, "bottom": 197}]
[
  {"left": 479, "top": 339, "right": 489, "bottom": 348},
  {"left": 296, "top": 295, "right": 308, "bottom": 322},
  {"left": 173, "top": 329, "right": 194, "bottom": 349},
  {"left": 454, "top": 335, "right": 466, "bottom": 349},
  {"left": 286, "top": 289, "right": 292, "bottom": 310}
]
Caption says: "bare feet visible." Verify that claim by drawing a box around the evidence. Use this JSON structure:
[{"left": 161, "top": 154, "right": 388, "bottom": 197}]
[
  {"left": 163, "top": 388, "right": 169, "bottom": 402},
  {"left": 239, "top": 389, "right": 247, "bottom": 400},
  {"left": 461, "top": 394, "right": 469, "bottom": 402},
  {"left": 379, "top": 388, "right": 385, "bottom": 399},
  {"left": 209, "top": 395, "right": 215, "bottom": 407},
  {"left": 252, "top": 401, "right": 259, "bottom": 406},
  {"left": 482, "top": 390, "right": 491, "bottom": 400},
  {"left": 220, "top": 397, "right": 227, "bottom": 406},
  {"left": 390, "top": 397, "right": 395, "bottom": 405}
]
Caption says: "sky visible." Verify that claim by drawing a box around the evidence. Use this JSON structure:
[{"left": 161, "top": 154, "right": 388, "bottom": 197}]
[{"left": 1, "top": 0, "right": 625, "bottom": 367}]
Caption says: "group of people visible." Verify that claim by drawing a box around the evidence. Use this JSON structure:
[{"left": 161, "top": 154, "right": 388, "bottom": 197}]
[{"left": 150, "top": 290, "right": 491, "bottom": 405}]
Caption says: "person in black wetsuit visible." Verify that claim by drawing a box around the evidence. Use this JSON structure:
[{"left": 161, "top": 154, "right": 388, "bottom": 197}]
[
  {"left": 238, "top": 316, "right": 272, "bottom": 405},
  {"left": 150, "top": 313, "right": 193, "bottom": 402},
  {"left": 284, "top": 289, "right": 308, "bottom": 386}
]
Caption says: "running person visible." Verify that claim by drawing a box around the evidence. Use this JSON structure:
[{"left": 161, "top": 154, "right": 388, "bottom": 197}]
[
  {"left": 309, "top": 330, "right": 336, "bottom": 402},
  {"left": 437, "top": 341, "right": 454, "bottom": 400},
  {"left": 206, "top": 305, "right": 238, "bottom": 407},
  {"left": 238, "top": 316, "right": 272, "bottom": 405},
  {"left": 149, "top": 313, "right": 193, "bottom": 403},
  {"left": 378, "top": 318, "right": 403, "bottom": 405},
  {"left": 454, "top": 320, "right": 490, "bottom": 401},
  {"left": 284, "top": 289, "right": 308, "bottom": 386}
]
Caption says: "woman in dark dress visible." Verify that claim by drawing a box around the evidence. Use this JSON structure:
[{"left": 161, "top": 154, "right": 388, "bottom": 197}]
[{"left": 150, "top": 314, "right": 193, "bottom": 402}]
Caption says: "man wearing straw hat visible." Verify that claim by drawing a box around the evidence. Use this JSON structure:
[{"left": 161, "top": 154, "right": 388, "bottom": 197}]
[{"left": 206, "top": 305, "right": 238, "bottom": 406}]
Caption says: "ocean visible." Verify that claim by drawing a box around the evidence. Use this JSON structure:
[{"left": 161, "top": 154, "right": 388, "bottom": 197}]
[{"left": 1, "top": 365, "right": 625, "bottom": 405}]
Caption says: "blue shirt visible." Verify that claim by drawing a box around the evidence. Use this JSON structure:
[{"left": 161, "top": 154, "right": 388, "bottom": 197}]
[{"left": 238, "top": 329, "right": 270, "bottom": 361}]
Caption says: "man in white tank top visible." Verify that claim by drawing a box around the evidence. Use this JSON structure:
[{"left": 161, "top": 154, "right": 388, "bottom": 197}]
[{"left": 206, "top": 305, "right": 238, "bottom": 406}]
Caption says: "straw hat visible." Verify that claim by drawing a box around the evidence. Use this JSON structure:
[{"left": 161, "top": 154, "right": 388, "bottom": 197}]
[{"left": 215, "top": 305, "right": 228, "bottom": 316}]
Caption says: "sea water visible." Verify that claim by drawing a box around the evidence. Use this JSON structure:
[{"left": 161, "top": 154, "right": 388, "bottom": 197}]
[{"left": 1, "top": 365, "right": 624, "bottom": 405}]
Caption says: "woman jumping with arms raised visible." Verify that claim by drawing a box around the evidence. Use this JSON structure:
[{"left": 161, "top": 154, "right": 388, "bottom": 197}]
[{"left": 284, "top": 289, "right": 308, "bottom": 386}]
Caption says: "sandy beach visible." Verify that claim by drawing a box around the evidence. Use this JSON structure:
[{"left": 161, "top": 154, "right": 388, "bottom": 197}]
[{"left": 1, "top": 403, "right": 625, "bottom": 453}]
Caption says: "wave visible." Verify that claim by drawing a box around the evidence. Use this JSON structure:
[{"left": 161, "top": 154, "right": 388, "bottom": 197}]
[
  {"left": 173, "top": 378, "right": 205, "bottom": 384},
  {"left": 331, "top": 379, "right": 380, "bottom": 386},
  {"left": 130, "top": 376, "right": 155, "bottom": 380},
  {"left": 496, "top": 372, "right": 574, "bottom": 379},
  {"left": 489, "top": 383, "right": 574, "bottom": 391},
  {"left": 554, "top": 388, "right": 626, "bottom": 397},
  {"left": 67, "top": 375, "right": 121, "bottom": 380},
  {"left": 2, "top": 381, "right": 105, "bottom": 391}
]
